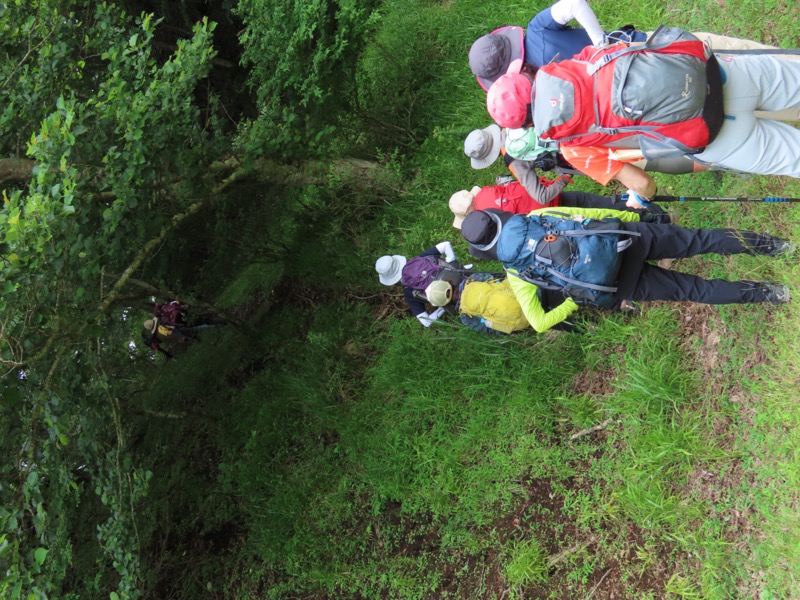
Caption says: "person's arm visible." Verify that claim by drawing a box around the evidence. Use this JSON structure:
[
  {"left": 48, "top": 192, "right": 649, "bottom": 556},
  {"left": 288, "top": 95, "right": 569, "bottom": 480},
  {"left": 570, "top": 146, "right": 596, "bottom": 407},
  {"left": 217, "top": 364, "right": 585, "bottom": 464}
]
[
  {"left": 404, "top": 287, "right": 446, "bottom": 328},
  {"left": 509, "top": 159, "right": 569, "bottom": 205},
  {"left": 530, "top": 205, "right": 641, "bottom": 222},
  {"left": 549, "top": 0, "right": 605, "bottom": 46},
  {"left": 614, "top": 164, "right": 657, "bottom": 206},
  {"left": 434, "top": 241, "right": 457, "bottom": 262},
  {"left": 418, "top": 307, "right": 446, "bottom": 328},
  {"left": 507, "top": 272, "right": 579, "bottom": 332}
]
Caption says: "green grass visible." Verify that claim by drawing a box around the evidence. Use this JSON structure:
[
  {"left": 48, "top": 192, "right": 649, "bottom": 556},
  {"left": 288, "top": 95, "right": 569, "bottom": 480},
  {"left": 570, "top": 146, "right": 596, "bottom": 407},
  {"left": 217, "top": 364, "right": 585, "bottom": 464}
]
[{"left": 128, "top": 0, "right": 800, "bottom": 598}]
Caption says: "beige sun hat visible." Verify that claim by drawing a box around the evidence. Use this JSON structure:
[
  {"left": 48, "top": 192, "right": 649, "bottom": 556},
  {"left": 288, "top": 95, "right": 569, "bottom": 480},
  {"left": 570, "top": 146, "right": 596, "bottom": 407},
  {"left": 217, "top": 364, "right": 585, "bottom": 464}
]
[
  {"left": 425, "top": 280, "right": 453, "bottom": 307},
  {"left": 448, "top": 186, "right": 483, "bottom": 229}
]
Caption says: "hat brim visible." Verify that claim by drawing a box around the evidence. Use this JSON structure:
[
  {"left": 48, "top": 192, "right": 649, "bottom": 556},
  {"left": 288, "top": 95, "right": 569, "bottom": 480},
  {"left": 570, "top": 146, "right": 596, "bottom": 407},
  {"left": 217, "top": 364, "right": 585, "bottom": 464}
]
[
  {"left": 378, "top": 255, "right": 407, "bottom": 285},
  {"left": 475, "top": 26, "right": 525, "bottom": 92},
  {"left": 469, "top": 124, "right": 503, "bottom": 169},
  {"left": 471, "top": 211, "right": 504, "bottom": 252},
  {"left": 452, "top": 213, "right": 466, "bottom": 229}
]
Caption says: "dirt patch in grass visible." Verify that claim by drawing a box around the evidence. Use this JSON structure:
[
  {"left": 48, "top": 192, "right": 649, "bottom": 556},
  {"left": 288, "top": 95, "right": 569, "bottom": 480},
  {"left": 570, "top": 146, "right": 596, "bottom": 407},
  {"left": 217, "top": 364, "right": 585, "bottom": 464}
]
[
  {"left": 421, "top": 473, "right": 679, "bottom": 599},
  {"left": 571, "top": 365, "right": 619, "bottom": 398}
]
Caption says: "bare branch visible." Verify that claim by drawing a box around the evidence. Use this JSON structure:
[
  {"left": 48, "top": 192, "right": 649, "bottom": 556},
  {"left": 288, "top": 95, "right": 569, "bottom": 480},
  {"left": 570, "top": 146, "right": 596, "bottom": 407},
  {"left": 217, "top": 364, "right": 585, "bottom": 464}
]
[
  {"left": 96, "top": 167, "right": 249, "bottom": 317},
  {"left": 569, "top": 419, "right": 618, "bottom": 441}
]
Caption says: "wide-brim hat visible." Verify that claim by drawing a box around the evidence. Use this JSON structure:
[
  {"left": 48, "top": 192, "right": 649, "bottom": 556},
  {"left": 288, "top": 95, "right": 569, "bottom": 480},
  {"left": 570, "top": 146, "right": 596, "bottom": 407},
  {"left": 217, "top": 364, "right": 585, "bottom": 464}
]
[
  {"left": 375, "top": 254, "right": 408, "bottom": 286},
  {"left": 449, "top": 186, "right": 483, "bottom": 229},
  {"left": 464, "top": 124, "right": 502, "bottom": 170},
  {"left": 461, "top": 210, "right": 506, "bottom": 252},
  {"left": 425, "top": 280, "right": 453, "bottom": 307},
  {"left": 469, "top": 26, "right": 525, "bottom": 92},
  {"left": 144, "top": 319, "right": 157, "bottom": 334}
]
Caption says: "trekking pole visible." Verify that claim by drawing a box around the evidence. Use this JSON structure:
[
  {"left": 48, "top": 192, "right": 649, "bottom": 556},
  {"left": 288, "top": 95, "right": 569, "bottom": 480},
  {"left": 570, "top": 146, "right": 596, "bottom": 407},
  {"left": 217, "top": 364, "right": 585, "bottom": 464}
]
[
  {"left": 652, "top": 195, "right": 800, "bottom": 204},
  {"left": 454, "top": 269, "right": 506, "bottom": 277}
]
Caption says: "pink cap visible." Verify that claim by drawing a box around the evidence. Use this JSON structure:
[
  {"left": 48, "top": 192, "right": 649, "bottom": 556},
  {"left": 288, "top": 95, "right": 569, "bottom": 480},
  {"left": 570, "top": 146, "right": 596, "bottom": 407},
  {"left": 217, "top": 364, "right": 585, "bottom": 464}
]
[{"left": 486, "top": 73, "right": 532, "bottom": 129}]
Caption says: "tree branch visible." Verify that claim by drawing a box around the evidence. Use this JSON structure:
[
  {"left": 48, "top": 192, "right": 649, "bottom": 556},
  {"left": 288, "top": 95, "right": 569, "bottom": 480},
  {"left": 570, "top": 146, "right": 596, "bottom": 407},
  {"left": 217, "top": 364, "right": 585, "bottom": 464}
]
[
  {"left": 569, "top": 419, "right": 618, "bottom": 441},
  {"left": 96, "top": 167, "right": 249, "bottom": 317}
]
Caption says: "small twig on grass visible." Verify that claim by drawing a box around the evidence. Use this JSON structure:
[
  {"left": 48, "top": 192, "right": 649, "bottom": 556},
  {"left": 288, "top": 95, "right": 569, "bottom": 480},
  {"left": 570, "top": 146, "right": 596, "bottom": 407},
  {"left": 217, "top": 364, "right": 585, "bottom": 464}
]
[
  {"left": 546, "top": 534, "right": 598, "bottom": 569},
  {"left": 587, "top": 568, "right": 611, "bottom": 599},
  {"left": 569, "top": 419, "right": 618, "bottom": 441}
]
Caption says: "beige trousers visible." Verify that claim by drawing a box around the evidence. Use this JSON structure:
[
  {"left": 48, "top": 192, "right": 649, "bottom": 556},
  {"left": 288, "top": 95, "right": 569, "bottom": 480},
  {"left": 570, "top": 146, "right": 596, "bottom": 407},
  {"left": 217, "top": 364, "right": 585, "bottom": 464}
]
[{"left": 692, "top": 32, "right": 800, "bottom": 121}]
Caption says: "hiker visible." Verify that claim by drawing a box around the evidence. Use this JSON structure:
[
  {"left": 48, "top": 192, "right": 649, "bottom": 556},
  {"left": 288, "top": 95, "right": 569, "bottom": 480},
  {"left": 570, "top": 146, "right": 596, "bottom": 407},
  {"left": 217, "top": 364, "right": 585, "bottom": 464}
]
[
  {"left": 424, "top": 275, "right": 530, "bottom": 334},
  {"left": 482, "top": 74, "right": 705, "bottom": 205},
  {"left": 448, "top": 181, "right": 669, "bottom": 229},
  {"left": 461, "top": 203, "right": 664, "bottom": 261},
  {"left": 142, "top": 318, "right": 194, "bottom": 359},
  {"left": 142, "top": 300, "right": 226, "bottom": 358},
  {"left": 459, "top": 206, "right": 792, "bottom": 332},
  {"left": 464, "top": 124, "right": 573, "bottom": 203},
  {"left": 464, "top": 123, "right": 701, "bottom": 197},
  {"left": 469, "top": 0, "right": 647, "bottom": 91},
  {"left": 376, "top": 241, "right": 480, "bottom": 327},
  {"left": 151, "top": 299, "right": 227, "bottom": 329},
  {"left": 470, "top": 0, "right": 800, "bottom": 125},
  {"left": 486, "top": 30, "right": 800, "bottom": 204}
]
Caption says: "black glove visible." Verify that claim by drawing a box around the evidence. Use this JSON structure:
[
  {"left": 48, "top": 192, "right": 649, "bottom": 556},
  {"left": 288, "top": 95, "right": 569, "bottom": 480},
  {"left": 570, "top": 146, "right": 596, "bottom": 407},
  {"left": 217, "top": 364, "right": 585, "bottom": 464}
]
[{"left": 448, "top": 259, "right": 464, "bottom": 270}]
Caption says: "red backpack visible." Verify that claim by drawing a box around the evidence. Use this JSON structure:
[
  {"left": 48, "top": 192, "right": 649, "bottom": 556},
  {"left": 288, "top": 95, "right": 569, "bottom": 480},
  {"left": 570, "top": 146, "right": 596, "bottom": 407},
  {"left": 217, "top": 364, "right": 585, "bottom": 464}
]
[{"left": 533, "top": 27, "right": 724, "bottom": 158}]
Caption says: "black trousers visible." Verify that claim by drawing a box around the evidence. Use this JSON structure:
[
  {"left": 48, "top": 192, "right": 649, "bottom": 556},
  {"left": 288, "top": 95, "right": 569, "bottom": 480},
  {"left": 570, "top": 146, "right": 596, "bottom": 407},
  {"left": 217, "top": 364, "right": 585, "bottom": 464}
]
[{"left": 615, "top": 223, "right": 772, "bottom": 304}]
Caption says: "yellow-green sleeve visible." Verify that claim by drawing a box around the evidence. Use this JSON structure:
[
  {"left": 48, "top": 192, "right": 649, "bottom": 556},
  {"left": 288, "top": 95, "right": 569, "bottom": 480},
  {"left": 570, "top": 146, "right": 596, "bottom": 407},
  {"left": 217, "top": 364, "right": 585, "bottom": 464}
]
[
  {"left": 529, "top": 206, "right": 641, "bottom": 222},
  {"left": 507, "top": 272, "right": 579, "bottom": 332}
]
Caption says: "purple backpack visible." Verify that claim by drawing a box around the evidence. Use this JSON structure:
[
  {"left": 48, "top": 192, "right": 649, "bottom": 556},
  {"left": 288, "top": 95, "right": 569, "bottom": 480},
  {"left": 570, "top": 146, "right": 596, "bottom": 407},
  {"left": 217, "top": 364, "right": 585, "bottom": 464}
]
[{"left": 401, "top": 256, "right": 448, "bottom": 290}]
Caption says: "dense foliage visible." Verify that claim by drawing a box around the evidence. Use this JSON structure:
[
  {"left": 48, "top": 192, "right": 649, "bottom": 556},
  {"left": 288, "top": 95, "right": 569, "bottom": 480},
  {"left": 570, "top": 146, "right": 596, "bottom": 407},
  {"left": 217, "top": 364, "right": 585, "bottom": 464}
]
[{"left": 1, "top": 0, "right": 799, "bottom": 599}]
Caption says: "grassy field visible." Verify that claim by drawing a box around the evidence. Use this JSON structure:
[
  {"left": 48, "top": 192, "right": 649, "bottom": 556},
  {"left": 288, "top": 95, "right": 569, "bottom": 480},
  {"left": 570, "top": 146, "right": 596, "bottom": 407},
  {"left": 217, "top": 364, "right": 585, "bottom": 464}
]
[{"left": 133, "top": 1, "right": 800, "bottom": 598}]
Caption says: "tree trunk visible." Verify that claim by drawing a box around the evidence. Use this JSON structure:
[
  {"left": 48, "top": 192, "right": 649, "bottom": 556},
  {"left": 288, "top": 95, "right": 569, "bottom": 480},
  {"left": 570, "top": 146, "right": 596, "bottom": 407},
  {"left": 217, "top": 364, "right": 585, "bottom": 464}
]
[
  {"left": 1, "top": 155, "right": 399, "bottom": 193},
  {"left": 251, "top": 157, "right": 400, "bottom": 193}
]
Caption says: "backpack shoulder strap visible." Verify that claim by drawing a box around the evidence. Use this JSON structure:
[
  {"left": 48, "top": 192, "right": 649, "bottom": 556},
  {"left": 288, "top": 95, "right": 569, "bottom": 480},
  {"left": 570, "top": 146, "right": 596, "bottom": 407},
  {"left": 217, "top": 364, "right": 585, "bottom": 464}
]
[{"left": 587, "top": 26, "right": 700, "bottom": 75}]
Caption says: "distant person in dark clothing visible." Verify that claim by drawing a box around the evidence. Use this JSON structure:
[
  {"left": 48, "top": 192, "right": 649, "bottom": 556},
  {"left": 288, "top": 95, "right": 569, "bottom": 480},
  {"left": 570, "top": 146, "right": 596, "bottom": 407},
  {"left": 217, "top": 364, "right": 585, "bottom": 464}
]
[{"left": 142, "top": 300, "right": 227, "bottom": 358}]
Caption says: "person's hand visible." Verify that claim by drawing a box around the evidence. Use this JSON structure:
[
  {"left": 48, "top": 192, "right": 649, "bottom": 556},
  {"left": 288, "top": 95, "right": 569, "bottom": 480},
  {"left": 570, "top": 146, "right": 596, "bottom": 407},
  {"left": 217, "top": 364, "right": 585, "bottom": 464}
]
[
  {"left": 417, "top": 307, "right": 446, "bottom": 328},
  {"left": 448, "top": 259, "right": 464, "bottom": 270},
  {"left": 557, "top": 174, "right": 574, "bottom": 186},
  {"left": 623, "top": 189, "right": 650, "bottom": 209}
]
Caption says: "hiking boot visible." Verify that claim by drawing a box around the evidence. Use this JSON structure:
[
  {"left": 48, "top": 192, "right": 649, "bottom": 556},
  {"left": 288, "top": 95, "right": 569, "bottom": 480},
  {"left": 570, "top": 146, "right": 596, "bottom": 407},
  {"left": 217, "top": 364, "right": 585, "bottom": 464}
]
[
  {"left": 761, "top": 234, "right": 796, "bottom": 257},
  {"left": 762, "top": 284, "right": 790, "bottom": 304}
]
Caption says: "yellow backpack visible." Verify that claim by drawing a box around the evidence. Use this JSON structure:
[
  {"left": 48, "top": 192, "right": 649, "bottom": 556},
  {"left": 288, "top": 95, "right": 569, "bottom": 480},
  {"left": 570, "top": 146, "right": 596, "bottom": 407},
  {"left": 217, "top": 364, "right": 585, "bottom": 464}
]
[{"left": 459, "top": 278, "right": 529, "bottom": 334}]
